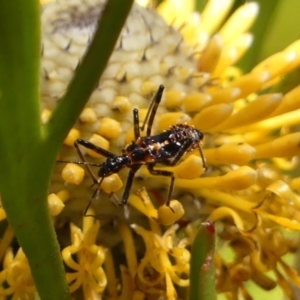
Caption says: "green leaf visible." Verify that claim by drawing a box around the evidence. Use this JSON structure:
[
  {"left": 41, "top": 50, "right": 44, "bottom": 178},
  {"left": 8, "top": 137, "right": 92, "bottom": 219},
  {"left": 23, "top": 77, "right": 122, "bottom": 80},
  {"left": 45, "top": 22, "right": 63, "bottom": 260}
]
[{"left": 189, "top": 221, "right": 216, "bottom": 300}]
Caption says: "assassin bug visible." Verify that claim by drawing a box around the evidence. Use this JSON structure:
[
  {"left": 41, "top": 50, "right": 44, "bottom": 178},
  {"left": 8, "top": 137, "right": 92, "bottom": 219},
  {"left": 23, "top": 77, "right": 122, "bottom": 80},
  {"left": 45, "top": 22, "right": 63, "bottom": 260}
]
[{"left": 58, "top": 85, "right": 206, "bottom": 216}]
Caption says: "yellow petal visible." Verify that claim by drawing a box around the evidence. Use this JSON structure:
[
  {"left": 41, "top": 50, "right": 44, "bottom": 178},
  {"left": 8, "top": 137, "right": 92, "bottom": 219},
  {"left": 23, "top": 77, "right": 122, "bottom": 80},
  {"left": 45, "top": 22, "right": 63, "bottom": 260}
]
[
  {"left": 198, "top": 35, "right": 222, "bottom": 73},
  {"left": 204, "top": 143, "right": 256, "bottom": 165},
  {"left": 173, "top": 155, "right": 205, "bottom": 179},
  {"left": 192, "top": 103, "right": 233, "bottom": 130},
  {"left": 213, "top": 33, "right": 253, "bottom": 76},
  {"left": 218, "top": 2, "right": 259, "bottom": 43},
  {"left": 252, "top": 51, "right": 299, "bottom": 80},
  {"left": 182, "top": 92, "right": 212, "bottom": 113},
  {"left": 156, "top": 0, "right": 194, "bottom": 26},
  {"left": 211, "top": 93, "right": 282, "bottom": 131},
  {"left": 209, "top": 206, "right": 247, "bottom": 231},
  {"left": 157, "top": 112, "right": 191, "bottom": 131},
  {"left": 268, "top": 84, "right": 300, "bottom": 116},
  {"left": 255, "top": 132, "right": 300, "bottom": 158},
  {"left": 198, "top": 0, "right": 234, "bottom": 34},
  {"left": 235, "top": 107, "right": 300, "bottom": 133},
  {"left": 257, "top": 211, "right": 300, "bottom": 230},
  {"left": 118, "top": 221, "right": 138, "bottom": 278},
  {"left": 227, "top": 71, "right": 269, "bottom": 99}
]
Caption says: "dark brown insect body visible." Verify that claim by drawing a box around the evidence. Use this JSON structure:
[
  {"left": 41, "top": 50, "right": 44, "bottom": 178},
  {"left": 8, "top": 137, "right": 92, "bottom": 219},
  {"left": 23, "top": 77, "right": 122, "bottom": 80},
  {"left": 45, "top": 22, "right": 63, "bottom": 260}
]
[{"left": 59, "top": 85, "right": 206, "bottom": 214}]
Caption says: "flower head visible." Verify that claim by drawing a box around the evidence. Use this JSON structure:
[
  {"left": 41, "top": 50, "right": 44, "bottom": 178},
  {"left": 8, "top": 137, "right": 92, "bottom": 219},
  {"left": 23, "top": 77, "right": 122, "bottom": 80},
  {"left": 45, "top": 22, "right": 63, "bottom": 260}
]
[
  {"left": 62, "top": 209, "right": 107, "bottom": 297},
  {"left": 14, "top": 0, "right": 300, "bottom": 298}
]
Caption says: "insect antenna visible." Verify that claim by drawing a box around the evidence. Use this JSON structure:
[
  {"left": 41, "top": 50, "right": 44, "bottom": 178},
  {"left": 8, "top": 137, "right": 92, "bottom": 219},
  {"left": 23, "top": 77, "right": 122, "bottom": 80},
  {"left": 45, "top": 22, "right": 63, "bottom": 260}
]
[{"left": 57, "top": 160, "right": 102, "bottom": 168}]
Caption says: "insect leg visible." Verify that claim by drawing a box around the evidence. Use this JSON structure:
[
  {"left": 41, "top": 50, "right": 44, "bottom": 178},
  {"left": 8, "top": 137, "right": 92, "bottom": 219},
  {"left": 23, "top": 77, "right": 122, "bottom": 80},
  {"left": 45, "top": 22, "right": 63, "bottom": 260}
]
[
  {"left": 74, "top": 138, "right": 116, "bottom": 183},
  {"left": 141, "top": 85, "right": 164, "bottom": 136},
  {"left": 76, "top": 138, "right": 116, "bottom": 158},
  {"left": 83, "top": 177, "right": 105, "bottom": 218},
  {"left": 198, "top": 144, "right": 207, "bottom": 170},
  {"left": 147, "top": 164, "right": 175, "bottom": 206},
  {"left": 121, "top": 166, "right": 140, "bottom": 205}
]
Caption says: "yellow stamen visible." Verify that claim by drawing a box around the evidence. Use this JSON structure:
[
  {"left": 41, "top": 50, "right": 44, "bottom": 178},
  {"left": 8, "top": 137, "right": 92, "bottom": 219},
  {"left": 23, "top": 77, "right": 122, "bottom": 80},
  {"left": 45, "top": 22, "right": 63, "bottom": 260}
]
[
  {"left": 182, "top": 92, "right": 212, "bottom": 113},
  {"left": 234, "top": 107, "right": 300, "bottom": 133},
  {"left": 211, "top": 93, "right": 282, "bottom": 131},
  {"left": 136, "top": 188, "right": 161, "bottom": 234},
  {"left": 79, "top": 107, "right": 97, "bottom": 123},
  {"left": 98, "top": 117, "right": 121, "bottom": 139},
  {"left": 199, "top": 188, "right": 255, "bottom": 212},
  {"left": 164, "top": 90, "right": 185, "bottom": 109},
  {"left": 47, "top": 193, "right": 65, "bottom": 216},
  {"left": 111, "top": 96, "right": 131, "bottom": 113},
  {"left": 157, "top": 112, "right": 191, "bottom": 131},
  {"left": 141, "top": 81, "right": 159, "bottom": 96},
  {"left": 56, "top": 189, "right": 70, "bottom": 203},
  {"left": 0, "top": 225, "right": 14, "bottom": 262},
  {"left": 119, "top": 266, "right": 135, "bottom": 300},
  {"left": 61, "top": 163, "right": 85, "bottom": 185},
  {"left": 158, "top": 200, "right": 184, "bottom": 226},
  {"left": 172, "top": 154, "right": 205, "bottom": 179},
  {"left": 103, "top": 250, "right": 118, "bottom": 299},
  {"left": 209, "top": 206, "right": 254, "bottom": 231},
  {"left": 101, "top": 174, "right": 123, "bottom": 194},
  {"left": 64, "top": 128, "right": 80, "bottom": 146},
  {"left": 118, "top": 221, "right": 138, "bottom": 278}
]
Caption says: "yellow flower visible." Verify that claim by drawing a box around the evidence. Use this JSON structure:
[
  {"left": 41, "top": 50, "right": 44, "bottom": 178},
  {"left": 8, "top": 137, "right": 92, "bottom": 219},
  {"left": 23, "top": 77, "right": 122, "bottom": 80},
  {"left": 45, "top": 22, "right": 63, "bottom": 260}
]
[
  {"left": 62, "top": 209, "right": 107, "bottom": 297},
  {"left": 0, "top": 247, "right": 36, "bottom": 299}
]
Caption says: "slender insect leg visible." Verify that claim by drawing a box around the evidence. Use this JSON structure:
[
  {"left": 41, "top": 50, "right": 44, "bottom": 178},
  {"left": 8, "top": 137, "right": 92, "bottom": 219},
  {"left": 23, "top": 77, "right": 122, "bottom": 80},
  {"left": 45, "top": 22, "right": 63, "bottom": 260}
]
[
  {"left": 141, "top": 85, "right": 164, "bottom": 136},
  {"left": 133, "top": 108, "right": 140, "bottom": 140},
  {"left": 74, "top": 138, "right": 116, "bottom": 184},
  {"left": 147, "top": 164, "right": 175, "bottom": 206},
  {"left": 121, "top": 166, "right": 140, "bottom": 205},
  {"left": 83, "top": 177, "right": 104, "bottom": 218},
  {"left": 198, "top": 144, "right": 207, "bottom": 170},
  {"left": 76, "top": 138, "right": 116, "bottom": 158}
]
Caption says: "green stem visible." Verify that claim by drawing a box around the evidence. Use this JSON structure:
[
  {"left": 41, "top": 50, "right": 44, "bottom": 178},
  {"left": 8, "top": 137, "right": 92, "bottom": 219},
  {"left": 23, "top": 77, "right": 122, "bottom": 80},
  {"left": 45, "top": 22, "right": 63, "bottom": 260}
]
[
  {"left": 0, "top": 0, "right": 133, "bottom": 299},
  {"left": 189, "top": 221, "right": 216, "bottom": 300}
]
